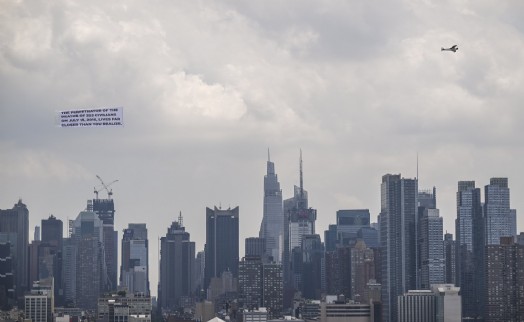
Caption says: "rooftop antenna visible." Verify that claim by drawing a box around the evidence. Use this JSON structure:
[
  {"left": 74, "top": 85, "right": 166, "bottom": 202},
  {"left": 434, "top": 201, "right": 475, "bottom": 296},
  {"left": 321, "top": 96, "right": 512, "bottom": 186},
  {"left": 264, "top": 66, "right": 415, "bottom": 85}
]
[
  {"left": 268, "top": 148, "right": 270, "bottom": 162},
  {"left": 416, "top": 152, "right": 419, "bottom": 182},
  {"left": 178, "top": 211, "right": 183, "bottom": 227}
]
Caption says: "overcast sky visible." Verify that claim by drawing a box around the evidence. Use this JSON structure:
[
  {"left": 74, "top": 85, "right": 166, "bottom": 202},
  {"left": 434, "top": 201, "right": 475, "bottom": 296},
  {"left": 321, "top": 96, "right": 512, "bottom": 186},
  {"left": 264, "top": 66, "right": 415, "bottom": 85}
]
[{"left": 2, "top": 0, "right": 524, "bottom": 296}]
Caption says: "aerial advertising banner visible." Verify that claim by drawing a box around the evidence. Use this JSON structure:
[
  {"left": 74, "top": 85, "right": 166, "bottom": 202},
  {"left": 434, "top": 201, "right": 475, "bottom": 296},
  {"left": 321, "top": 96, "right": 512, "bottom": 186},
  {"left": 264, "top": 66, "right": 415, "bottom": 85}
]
[{"left": 57, "top": 107, "right": 124, "bottom": 128}]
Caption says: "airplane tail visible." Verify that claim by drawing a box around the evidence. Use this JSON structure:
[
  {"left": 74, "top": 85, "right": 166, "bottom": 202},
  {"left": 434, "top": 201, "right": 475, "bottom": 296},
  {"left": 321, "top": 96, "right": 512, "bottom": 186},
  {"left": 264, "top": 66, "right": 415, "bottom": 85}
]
[{"left": 441, "top": 47, "right": 444, "bottom": 51}]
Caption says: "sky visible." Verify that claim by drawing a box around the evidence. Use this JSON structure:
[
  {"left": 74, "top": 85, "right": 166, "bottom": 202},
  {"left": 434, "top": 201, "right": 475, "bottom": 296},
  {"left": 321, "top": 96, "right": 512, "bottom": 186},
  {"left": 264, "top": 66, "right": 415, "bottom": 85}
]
[{"left": 2, "top": 0, "right": 524, "bottom": 297}]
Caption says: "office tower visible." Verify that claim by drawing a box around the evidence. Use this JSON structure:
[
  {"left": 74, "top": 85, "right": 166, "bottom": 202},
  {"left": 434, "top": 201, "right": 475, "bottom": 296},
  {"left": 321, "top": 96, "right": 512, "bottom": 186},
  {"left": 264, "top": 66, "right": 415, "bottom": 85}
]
[
  {"left": 61, "top": 237, "right": 76, "bottom": 306},
  {"left": 484, "top": 178, "right": 516, "bottom": 245},
  {"left": 71, "top": 211, "right": 106, "bottom": 310},
  {"left": 262, "top": 262, "right": 283, "bottom": 318},
  {"left": 42, "top": 215, "right": 63, "bottom": 249},
  {"left": 159, "top": 216, "right": 195, "bottom": 311},
  {"left": 194, "top": 251, "right": 205, "bottom": 296},
  {"left": 357, "top": 227, "right": 379, "bottom": 249},
  {"left": 245, "top": 237, "right": 266, "bottom": 258},
  {"left": 484, "top": 236, "right": 524, "bottom": 321},
  {"left": 34, "top": 226, "right": 40, "bottom": 241},
  {"left": 455, "top": 181, "right": 483, "bottom": 320},
  {"left": 301, "top": 234, "right": 323, "bottom": 300},
  {"left": 283, "top": 151, "right": 317, "bottom": 306},
  {"left": 397, "top": 290, "right": 436, "bottom": 322},
  {"left": 204, "top": 206, "right": 239, "bottom": 290},
  {"left": 90, "top": 198, "right": 118, "bottom": 291},
  {"left": 335, "top": 209, "right": 370, "bottom": 245},
  {"left": 442, "top": 233, "right": 455, "bottom": 285},
  {"left": 379, "top": 174, "right": 417, "bottom": 322},
  {"left": 121, "top": 223, "right": 149, "bottom": 295},
  {"left": 259, "top": 151, "right": 284, "bottom": 262},
  {"left": 238, "top": 256, "right": 263, "bottom": 310},
  {"left": 0, "top": 242, "right": 14, "bottom": 309},
  {"left": 431, "top": 284, "right": 461, "bottom": 322},
  {"left": 0, "top": 200, "right": 29, "bottom": 302},
  {"left": 324, "top": 246, "right": 351, "bottom": 298},
  {"left": 324, "top": 225, "right": 338, "bottom": 252},
  {"left": 351, "top": 240, "right": 375, "bottom": 303},
  {"left": 419, "top": 209, "right": 444, "bottom": 289}
]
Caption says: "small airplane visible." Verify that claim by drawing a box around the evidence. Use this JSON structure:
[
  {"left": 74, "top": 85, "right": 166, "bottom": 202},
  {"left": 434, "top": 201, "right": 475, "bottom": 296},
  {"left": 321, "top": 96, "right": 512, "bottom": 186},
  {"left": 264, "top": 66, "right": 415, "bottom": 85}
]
[{"left": 441, "top": 45, "right": 458, "bottom": 52}]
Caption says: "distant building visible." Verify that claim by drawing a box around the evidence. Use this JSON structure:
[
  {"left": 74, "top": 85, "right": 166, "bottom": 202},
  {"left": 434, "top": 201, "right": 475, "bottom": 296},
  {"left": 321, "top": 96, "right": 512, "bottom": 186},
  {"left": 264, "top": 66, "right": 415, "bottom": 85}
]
[
  {"left": 205, "top": 206, "right": 239, "bottom": 291},
  {"left": 259, "top": 152, "right": 284, "bottom": 263},
  {"left": 239, "top": 256, "right": 263, "bottom": 310},
  {"left": 336, "top": 210, "right": 370, "bottom": 245},
  {"left": 351, "top": 240, "right": 376, "bottom": 303},
  {"left": 90, "top": 198, "right": 118, "bottom": 292},
  {"left": 121, "top": 223, "right": 149, "bottom": 295},
  {"left": 319, "top": 295, "right": 378, "bottom": 322},
  {"left": 24, "top": 278, "right": 54, "bottom": 322},
  {"left": 0, "top": 242, "right": 14, "bottom": 309},
  {"left": 419, "top": 209, "right": 444, "bottom": 289},
  {"left": 379, "top": 174, "right": 417, "bottom": 322},
  {"left": 484, "top": 178, "right": 516, "bottom": 245},
  {"left": 246, "top": 237, "right": 266, "bottom": 258},
  {"left": 97, "top": 292, "right": 152, "bottom": 321},
  {"left": 244, "top": 307, "right": 268, "bottom": 322},
  {"left": 159, "top": 215, "right": 195, "bottom": 311},
  {"left": 430, "top": 284, "right": 461, "bottom": 322},
  {"left": 442, "top": 233, "right": 455, "bottom": 285},
  {"left": 397, "top": 290, "right": 435, "bottom": 322},
  {"left": 484, "top": 236, "right": 524, "bottom": 321},
  {"left": 41, "top": 215, "right": 63, "bottom": 304},
  {"left": 0, "top": 200, "right": 30, "bottom": 302}
]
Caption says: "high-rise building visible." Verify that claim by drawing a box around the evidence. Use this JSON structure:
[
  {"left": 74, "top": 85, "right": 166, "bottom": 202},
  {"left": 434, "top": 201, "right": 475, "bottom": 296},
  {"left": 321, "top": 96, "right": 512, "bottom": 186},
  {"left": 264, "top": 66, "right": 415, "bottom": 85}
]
[
  {"left": 259, "top": 151, "right": 284, "bottom": 263},
  {"left": 419, "top": 209, "right": 444, "bottom": 289},
  {"left": 238, "top": 256, "right": 263, "bottom": 310},
  {"left": 121, "top": 223, "right": 149, "bottom": 295},
  {"left": 159, "top": 215, "right": 195, "bottom": 311},
  {"left": 431, "top": 284, "right": 462, "bottom": 322},
  {"left": 301, "top": 234, "right": 323, "bottom": 300},
  {"left": 484, "top": 236, "right": 524, "bottom": 321},
  {"left": 325, "top": 246, "right": 351, "bottom": 299},
  {"left": 442, "top": 233, "right": 455, "bottom": 285},
  {"left": 397, "top": 290, "right": 436, "bottom": 322},
  {"left": 378, "top": 174, "right": 417, "bottom": 322},
  {"left": 283, "top": 151, "right": 317, "bottom": 307},
  {"left": 455, "top": 181, "right": 483, "bottom": 320},
  {"left": 194, "top": 251, "right": 205, "bottom": 296},
  {"left": 0, "top": 242, "right": 14, "bottom": 309},
  {"left": 245, "top": 237, "right": 266, "bottom": 258},
  {"left": 71, "top": 211, "right": 106, "bottom": 310},
  {"left": 24, "top": 278, "right": 54, "bottom": 322},
  {"left": 262, "top": 262, "right": 283, "bottom": 318},
  {"left": 0, "top": 200, "right": 29, "bottom": 303},
  {"left": 204, "top": 206, "right": 239, "bottom": 290},
  {"left": 351, "top": 240, "right": 375, "bottom": 303},
  {"left": 90, "top": 198, "right": 118, "bottom": 292},
  {"left": 484, "top": 178, "right": 516, "bottom": 245},
  {"left": 97, "top": 292, "right": 152, "bottom": 321},
  {"left": 335, "top": 210, "right": 370, "bottom": 245},
  {"left": 41, "top": 215, "right": 63, "bottom": 304}
]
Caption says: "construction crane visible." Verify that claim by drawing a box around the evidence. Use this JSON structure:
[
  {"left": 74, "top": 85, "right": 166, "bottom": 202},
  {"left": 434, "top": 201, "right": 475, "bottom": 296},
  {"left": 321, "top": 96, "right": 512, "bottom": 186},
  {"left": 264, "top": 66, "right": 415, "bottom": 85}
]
[{"left": 94, "top": 175, "right": 119, "bottom": 199}]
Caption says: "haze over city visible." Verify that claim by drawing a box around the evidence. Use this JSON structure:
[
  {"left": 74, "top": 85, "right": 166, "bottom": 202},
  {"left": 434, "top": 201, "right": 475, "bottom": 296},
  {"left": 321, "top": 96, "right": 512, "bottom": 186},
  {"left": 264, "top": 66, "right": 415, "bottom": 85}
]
[{"left": 2, "top": 0, "right": 524, "bottom": 298}]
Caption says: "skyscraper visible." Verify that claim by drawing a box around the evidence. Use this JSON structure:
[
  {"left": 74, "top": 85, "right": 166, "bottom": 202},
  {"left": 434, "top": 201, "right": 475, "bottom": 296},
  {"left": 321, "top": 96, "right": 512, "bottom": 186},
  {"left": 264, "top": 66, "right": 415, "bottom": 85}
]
[
  {"left": 301, "top": 234, "right": 323, "bottom": 300},
  {"left": 455, "top": 181, "right": 483, "bottom": 320},
  {"left": 0, "top": 200, "right": 29, "bottom": 303},
  {"left": 443, "top": 233, "right": 456, "bottom": 285},
  {"left": 71, "top": 211, "right": 106, "bottom": 310},
  {"left": 159, "top": 215, "right": 195, "bottom": 311},
  {"left": 484, "top": 236, "right": 524, "bottom": 321},
  {"left": 351, "top": 240, "right": 376, "bottom": 303},
  {"left": 41, "top": 215, "right": 63, "bottom": 304},
  {"left": 259, "top": 151, "right": 284, "bottom": 262},
  {"left": 238, "top": 256, "right": 263, "bottom": 310},
  {"left": 419, "top": 208, "right": 445, "bottom": 289},
  {"left": 335, "top": 209, "right": 370, "bottom": 245},
  {"left": 283, "top": 151, "right": 317, "bottom": 306},
  {"left": 90, "top": 198, "right": 118, "bottom": 292},
  {"left": 378, "top": 174, "right": 417, "bottom": 322},
  {"left": 120, "top": 223, "right": 149, "bottom": 295},
  {"left": 204, "top": 206, "right": 239, "bottom": 291},
  {"left": 484, "top": 177, "right": 516, "bottom": 245}
]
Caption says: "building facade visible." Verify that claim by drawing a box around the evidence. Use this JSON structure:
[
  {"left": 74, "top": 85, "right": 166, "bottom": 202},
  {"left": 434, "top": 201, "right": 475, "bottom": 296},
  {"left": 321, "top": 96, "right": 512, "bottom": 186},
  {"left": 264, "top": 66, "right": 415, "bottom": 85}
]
[{"left": 121, "top": 223, "right": 149, "bottom": 295}]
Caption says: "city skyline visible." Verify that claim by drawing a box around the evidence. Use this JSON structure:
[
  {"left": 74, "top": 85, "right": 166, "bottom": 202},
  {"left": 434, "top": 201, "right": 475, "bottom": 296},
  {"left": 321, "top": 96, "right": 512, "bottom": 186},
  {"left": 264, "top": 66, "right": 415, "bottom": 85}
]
[{"left": 2, "top": 0, "right": 524, "bottom": 302}]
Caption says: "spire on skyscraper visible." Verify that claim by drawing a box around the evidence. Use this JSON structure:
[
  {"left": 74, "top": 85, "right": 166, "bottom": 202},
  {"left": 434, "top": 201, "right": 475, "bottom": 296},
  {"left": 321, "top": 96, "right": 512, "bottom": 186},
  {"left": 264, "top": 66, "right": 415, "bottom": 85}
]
[
  {"left": 299, "top": 149, "right": 304, "bottom": 199},
  {"left": 178, "top": 211, "right": 183, "bottom": 227}
]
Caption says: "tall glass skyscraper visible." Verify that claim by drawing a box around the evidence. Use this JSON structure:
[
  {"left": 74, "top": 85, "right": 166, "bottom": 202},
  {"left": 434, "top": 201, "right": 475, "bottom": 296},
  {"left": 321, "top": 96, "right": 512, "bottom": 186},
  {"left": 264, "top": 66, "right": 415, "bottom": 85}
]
[
  {"left": 259, "top": 151, "right": 284, "bottom": 263},
  {"left": 378, "top": 174, "right": 417, "bottom": 322},
  {"left": 484, "top": 177, "right": 516, "bottom": 245},
  {"left": 120, "top": 223, "right": 149, "bottom": 295},
  {"left": 204, "top": 206, "right": 239, "bottom": 291}
]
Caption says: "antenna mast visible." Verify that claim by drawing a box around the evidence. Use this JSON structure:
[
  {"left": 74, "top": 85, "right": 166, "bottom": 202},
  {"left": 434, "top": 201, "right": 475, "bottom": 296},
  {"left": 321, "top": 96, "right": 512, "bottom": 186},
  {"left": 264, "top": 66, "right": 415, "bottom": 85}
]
[{"left": 300, "top": 149, "right": 304, "bottom": 198}]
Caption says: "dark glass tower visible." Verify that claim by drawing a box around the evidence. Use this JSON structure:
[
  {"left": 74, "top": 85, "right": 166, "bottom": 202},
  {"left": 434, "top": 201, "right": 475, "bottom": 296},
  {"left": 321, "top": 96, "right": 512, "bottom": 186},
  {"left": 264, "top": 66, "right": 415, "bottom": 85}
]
[
  {"left": 0, "top": 200, "right": 29, "bottom": 304},
  {"left": 90, "top": 199, "right": 118, "bottom": 291},
  {"left": 378, "top": 174, "right": 417, "bottom": 322},
  {"left": 159, "top": 215, "right": 195, "bottom": 311},
  {"left": 204, "top": 206, "right": 239, "bottom": 291}
]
